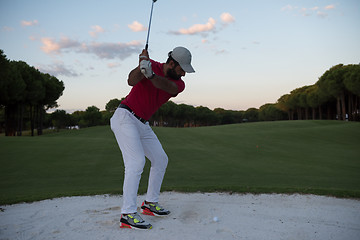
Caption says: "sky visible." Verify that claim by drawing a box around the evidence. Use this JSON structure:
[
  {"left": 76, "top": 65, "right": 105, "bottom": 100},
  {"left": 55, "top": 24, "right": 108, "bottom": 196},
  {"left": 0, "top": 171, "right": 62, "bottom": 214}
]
[{"left": 1, "top": 0, "right": 359, "bottom": 112}]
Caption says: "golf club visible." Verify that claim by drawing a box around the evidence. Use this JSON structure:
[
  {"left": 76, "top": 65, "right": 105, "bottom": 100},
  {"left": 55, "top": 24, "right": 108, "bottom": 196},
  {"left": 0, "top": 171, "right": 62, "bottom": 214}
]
[
  {"left": 141, "top": 0, "right": 157, "bottom": 75},
  {"left": 145, "top": 0, "right": 157, "bottom": 51}
]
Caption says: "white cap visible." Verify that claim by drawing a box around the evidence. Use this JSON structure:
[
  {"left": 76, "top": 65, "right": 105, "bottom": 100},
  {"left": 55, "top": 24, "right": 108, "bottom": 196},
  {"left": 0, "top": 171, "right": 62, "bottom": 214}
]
[{"left": 170, "top": 47, "right": 195, "bottom": 73}]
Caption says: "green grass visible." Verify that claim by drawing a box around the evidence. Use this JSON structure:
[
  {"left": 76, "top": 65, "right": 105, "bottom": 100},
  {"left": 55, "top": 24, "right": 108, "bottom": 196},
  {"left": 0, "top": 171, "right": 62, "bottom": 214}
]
[{"left": 1, "top": 120, "right": 359, "bottom": 204}]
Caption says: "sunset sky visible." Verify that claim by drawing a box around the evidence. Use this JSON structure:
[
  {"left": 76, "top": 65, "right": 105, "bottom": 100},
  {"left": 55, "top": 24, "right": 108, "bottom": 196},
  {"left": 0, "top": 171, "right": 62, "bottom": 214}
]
[{"left": 1, "top": 0, "right": 359, "bottom": 112}]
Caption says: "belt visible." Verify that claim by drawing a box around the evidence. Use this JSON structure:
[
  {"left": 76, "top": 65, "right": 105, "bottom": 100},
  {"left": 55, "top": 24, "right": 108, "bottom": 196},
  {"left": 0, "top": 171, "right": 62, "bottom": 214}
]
[{"left": 118, "top": 104, "right": 148, "bottom": 124}]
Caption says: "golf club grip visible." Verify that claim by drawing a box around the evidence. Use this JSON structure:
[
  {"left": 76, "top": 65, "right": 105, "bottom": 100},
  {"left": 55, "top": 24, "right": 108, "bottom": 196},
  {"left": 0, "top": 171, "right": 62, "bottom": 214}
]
[{"left": 145, "top": 44, "right": 148, "bottom": 51}]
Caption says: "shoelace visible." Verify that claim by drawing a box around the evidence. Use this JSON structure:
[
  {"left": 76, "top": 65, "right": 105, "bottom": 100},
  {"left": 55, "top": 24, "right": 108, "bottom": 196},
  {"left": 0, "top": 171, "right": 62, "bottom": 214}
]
[
  {"left": 128, "top": 213, "right": 145, "bottom": 223},
  {"left": 148, "top": 202, "right": 164, "bottom": 211}
]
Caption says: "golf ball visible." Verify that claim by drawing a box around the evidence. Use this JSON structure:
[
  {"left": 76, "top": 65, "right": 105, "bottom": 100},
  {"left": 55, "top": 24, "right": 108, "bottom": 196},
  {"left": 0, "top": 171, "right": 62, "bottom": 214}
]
[{"left": 213, "top": 217, "right": 219, "bottom": 222}]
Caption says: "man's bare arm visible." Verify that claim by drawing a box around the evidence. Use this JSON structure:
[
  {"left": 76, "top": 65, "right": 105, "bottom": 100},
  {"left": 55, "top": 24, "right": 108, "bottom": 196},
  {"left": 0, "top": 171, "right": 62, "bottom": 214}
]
[
  {"left": 127, "top": 66, "right": 143, "bottom": 86},
  {"left": 149, "top": 75, "right": 179, "bottom": 96},
  {"left": 128, "top": 49, "right": 150, "bottom": 86}
]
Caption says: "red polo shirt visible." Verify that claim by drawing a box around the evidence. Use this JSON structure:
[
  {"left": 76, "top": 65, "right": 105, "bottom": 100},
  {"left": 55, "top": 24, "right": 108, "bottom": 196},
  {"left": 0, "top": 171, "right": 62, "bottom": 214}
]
[{"left": 121, "top": 60, "right": 185, "bottom": 120}]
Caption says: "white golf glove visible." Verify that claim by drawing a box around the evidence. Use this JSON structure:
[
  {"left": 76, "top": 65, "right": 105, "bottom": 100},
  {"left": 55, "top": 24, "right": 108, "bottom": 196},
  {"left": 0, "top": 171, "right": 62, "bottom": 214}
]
[{"left": 140, "top": 60, "right": 155, "bottom": 79}]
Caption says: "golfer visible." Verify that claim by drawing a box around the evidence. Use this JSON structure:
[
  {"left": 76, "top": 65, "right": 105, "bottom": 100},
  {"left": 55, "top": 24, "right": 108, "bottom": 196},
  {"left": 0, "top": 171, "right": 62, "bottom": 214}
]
[{"left": 110, "top": 46, "right": 195, "bottom": 230}]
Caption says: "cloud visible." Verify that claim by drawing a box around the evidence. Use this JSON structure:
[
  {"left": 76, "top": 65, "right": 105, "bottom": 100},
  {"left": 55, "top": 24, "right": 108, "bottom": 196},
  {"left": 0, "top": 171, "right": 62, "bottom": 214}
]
[
  {"left": 215, "top": 49, "right": 227, "bottom": 55},
  {"left": 128, "top": 21, "right": 146, "bottom": 32},
  {"left": 170, "top": 12, "right": 235, "bottom": 36},
  {"left": 281, "top": 5, "right": 296, "bottom": 11},
  {"left": 311, "top": 7, "right": 319, "bottom": 11},
  {"left": 37, "top": 62, "right": 79, "bottom": 77},
  {"left": 282, "top": 4, "right": 336, "bottom": 18},
  {"left": 89, "top": 25, "right": 105, "bottom": 37},
  {"left": 220, "top": 13, "right": 235, "bottom": 25},
  {"left": 317, "top": 4, "right": 335, "bottom": 17},
  {"left": 171, "top": 17, "right": 216, "bottom": 35},
  {"left": 41, "top": 37, "right": 81, "bottom": 54},
  {"left": 107, "top": 62, "right": 121, "bottom": 68},
  {"left": 325, "top": 5, "right": 335, "bottom": 10},
  {"left": 83, "top": 41, "right": 142, "bottom": 59},
  {"left": 39, "top": 37, "right": 142, "bottom": 60},
  {"left": 21, "top": 20, "right": 38, "bottom": 27},
  {"left": 300, "top": 8, "right": 311, "bottom": 17},
  {"left": 41, "top": 38, "right": 61, "bottom": 53},
  {"left": 317, "top": 11, "right": 328, "bottom": 18}
]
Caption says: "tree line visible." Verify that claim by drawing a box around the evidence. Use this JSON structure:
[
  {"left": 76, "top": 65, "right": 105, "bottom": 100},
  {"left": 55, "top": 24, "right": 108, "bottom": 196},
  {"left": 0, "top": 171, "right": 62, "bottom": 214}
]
[
  {"left": 0, "top": 50, "right": 65, "bottom": 136},
  {"left": 277, "top": 64, "right": 360, "bottom": 121},
  {"left": 38, "top": 99, "right": 256, "bottom": 130},
  {"left": 37, "top": 98, "right": 285, "bottom": 130}
]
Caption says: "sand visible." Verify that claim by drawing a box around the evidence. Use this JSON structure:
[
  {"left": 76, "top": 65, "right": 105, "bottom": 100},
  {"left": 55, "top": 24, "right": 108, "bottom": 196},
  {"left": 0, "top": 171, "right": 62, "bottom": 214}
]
[{"left": 1, "top": 192, "right": 359, "bottom": 240}]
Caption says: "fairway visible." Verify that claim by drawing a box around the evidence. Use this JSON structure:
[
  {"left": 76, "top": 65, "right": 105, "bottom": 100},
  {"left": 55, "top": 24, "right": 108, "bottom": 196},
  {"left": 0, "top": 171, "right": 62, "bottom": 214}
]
[{"left": 1, "top": 120, "right": 359, "bottom": 204}]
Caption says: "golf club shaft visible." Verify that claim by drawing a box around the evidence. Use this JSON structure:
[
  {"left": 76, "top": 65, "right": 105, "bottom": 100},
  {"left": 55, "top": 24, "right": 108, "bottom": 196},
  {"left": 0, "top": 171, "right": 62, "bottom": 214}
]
[{"left": 145, "top": 0, "right": 155, "bottom": 50}]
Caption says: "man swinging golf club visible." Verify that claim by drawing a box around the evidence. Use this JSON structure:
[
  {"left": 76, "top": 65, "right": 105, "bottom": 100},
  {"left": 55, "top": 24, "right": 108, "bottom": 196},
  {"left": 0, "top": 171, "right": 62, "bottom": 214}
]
[
  {"left": 110, "top": 46, "right": 195, "bottom": 230},
  {"left": 111, "top": 0, "right": 195, "bottom": 229}
]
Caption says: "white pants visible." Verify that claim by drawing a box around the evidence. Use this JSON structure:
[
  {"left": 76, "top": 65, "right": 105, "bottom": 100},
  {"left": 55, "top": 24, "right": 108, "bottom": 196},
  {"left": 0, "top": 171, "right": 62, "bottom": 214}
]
[{"left": 110, "top": 108, "right": 168, "bottom": 214}]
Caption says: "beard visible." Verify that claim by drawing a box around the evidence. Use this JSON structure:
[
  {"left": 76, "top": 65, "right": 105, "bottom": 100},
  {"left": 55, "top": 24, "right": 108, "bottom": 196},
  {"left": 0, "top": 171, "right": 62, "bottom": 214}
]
[{"left": 166, "top": 67, "right": 181, "bottom": 80}]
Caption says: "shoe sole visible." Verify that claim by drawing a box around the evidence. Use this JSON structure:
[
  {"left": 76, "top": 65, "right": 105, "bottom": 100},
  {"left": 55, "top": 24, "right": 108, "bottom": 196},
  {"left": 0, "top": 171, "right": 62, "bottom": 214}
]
[
  {"left": 140, "top": 207, "right": 169, "bottom": 217},
  {"left": 120, "top": 222, "right": 152, "bottom": 230}
]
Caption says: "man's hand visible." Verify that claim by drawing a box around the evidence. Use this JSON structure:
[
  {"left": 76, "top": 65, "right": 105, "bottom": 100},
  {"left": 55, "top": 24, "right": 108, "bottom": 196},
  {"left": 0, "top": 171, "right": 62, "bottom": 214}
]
[
  {"left": 139, "top": 49, "right": 149, "bottom": 63},
  {"left": 140, "top": 60, "right": 155, "bottom": 79}
]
